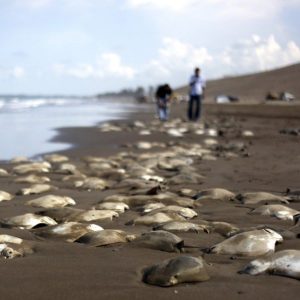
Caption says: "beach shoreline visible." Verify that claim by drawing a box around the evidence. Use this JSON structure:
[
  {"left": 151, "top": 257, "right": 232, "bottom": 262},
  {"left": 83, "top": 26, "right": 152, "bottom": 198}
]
[
  {"left": 0, "top": 101, "right": 299, "bottom": 299},
  {"left": 44, "top": 101, "right": 300, "bottom": 159}
]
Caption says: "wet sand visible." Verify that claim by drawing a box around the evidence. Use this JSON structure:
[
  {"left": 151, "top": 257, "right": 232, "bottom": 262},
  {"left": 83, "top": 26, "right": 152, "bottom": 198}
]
[{"left": 0, "top": 101, "right": 300, "bottom": 299}]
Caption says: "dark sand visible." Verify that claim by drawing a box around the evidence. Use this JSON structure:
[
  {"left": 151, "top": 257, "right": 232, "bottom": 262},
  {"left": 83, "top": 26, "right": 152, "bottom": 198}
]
[{"left": 0, "top": 101, "right": 300, "bottom": 299}]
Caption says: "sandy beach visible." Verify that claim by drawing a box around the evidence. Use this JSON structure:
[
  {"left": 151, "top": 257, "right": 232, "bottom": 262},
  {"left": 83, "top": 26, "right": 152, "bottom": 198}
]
[{"left": 0, "top": 100, "right": 300, "bottom": 300}]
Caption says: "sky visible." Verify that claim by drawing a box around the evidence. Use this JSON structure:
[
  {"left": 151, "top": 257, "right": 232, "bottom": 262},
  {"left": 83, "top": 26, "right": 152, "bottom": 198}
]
[{"left": 1, "top": 0, "right": 300, "bottom": 95}]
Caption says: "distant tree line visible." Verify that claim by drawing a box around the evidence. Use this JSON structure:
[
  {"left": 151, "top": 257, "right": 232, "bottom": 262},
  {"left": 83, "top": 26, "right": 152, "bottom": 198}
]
[{"left": 96, "top": 86, "right": 155, "bottom": 102}]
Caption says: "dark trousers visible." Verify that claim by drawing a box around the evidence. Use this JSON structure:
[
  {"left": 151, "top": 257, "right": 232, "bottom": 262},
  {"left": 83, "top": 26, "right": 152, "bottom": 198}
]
[{"left": 188, "top": 95, "right": 202, "bottom": 121}]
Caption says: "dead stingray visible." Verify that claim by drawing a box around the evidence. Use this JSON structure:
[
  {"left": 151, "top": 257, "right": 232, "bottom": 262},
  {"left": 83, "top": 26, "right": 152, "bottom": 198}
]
[
  {"left": 75, "top": 229, "right": 135, "bottom": 246},
  {"left": 132, "top": 230, "right": 184, "bottom": 252},
  {"left": 142, "top": 256, "right": 210, "bottom": 287}
]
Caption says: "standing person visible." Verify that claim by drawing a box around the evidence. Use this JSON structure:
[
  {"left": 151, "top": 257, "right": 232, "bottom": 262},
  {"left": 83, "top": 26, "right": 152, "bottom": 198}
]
[
  {"left": 188, "top": 67, "right": 206, "bottom": 121},
  {"left": 155, "top": 84, "right": 172, "bottom": 121}
]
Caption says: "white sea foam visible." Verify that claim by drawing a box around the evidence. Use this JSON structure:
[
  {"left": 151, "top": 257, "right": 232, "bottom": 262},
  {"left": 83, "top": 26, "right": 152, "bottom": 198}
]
[
  {"left": 0, "top": 100, "right": 5, "bottom": 109},
  {"left": 0, "top": 96, "right": 90, "bottom": 113}
]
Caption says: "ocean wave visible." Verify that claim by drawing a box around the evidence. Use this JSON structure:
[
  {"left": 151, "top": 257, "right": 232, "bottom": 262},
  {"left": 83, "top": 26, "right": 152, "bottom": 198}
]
[
  {"left": 0, "top": 100, "right": 5, "bottom": 109},
  {"left": 0, "top": 96, "right": 91, "bottom": 113}
]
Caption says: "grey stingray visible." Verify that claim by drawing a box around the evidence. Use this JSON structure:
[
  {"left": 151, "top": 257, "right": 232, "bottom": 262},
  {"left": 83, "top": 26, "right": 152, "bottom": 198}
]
[
  {"left": 75, "top": 229, "right": 135, "bottom": 246},
  {"left": 248, "top": 204, "right": 299, "bottom": 221},
  {"left": 167, "top": 173, "right": 204, "bottom": 185},
  {"left": 208, "top": 221, "right": 239, "bottom": 237},
  {"left": 235, "top": 192, "right": 289, "bottom": 205},
  {"left": 132, "top": 230, "right": 184, "bottom": 252},
  {"left": 0, "top": 242, "right": 34, "bottom": 259},
  {"left": 153, "top": 221, "right": 209, "bottom": 233},
  {"left": 103, "top": 193, "right": 194, "bottom": 208},
  {"left": 38, "top": 207, "right": 118, "bottom": 222},
  {"left": 127, "top": 211, "right": 186, "bottom": 226},
  {"left": 227, "top": 224, "right": 300, "bottom": 240},
  {"left": 16, "top": 184, "right": 53, "bottom": 196},
  {"left": 207, "top": 229, "right": 283, "bottom": 257},
  {"left": 193, "top": 188, "right": 235, "bottom": 202},
  {"left": 239, "top": 250, "right": 300, "bottom": 280},
  {"left": 145, "top": 205, "right": 197, "bottom": 219},
  {"left": 142, "top": 256, "right": 210, "bottom": 287},
  {"left": 32, "top": 222, "right": 103, "bottom": 242},
  {"left": 0, "top": 213, "right": 57, "bottom": 229}
]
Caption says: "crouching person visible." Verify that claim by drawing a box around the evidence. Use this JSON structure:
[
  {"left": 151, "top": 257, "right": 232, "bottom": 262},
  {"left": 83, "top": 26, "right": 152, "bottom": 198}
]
[{"left": 155, "top": 84, "right": 172, "bottom": 121}]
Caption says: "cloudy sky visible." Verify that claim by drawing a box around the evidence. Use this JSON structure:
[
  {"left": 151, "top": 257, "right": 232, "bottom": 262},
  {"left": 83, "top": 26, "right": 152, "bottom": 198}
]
[{"left": 1, "top": 0, "right": 300, "bottom": 95}]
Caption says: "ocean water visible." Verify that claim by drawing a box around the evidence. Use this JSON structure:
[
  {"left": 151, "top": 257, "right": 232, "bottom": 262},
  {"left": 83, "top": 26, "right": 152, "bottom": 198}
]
[{"left": 0, "top": 95, "right": 140, "bottom": 161}]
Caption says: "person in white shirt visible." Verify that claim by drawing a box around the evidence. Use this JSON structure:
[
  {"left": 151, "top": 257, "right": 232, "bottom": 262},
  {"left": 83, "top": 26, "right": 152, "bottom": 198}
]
[{"left": 188, "top": 67, "right": 206, "bottom": 121}]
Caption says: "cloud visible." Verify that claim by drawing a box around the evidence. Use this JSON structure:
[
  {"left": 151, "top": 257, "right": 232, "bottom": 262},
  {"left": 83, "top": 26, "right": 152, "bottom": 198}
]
[
  {"left": 141, "top": 37, "right": 212, "bottom": 84},
  {"left": 53, "top": 63, "right": 94, "bottom": 79},
  {"left": 127, "top": 0, "right": 300, "bottom": 18},
  {"left": 16, "top": 0, "right": 300, "bottom": 17},
  {"left": 127, "top": 0, "right": 195, "bottom": 11},
  {"left": 218, "top": 35, "right": 300, "bottom": 75},
  {"left": 12, "top": 67, "right": 25, "bottom": 78},
  {"left": 97, "top": 53, "right": 136, "bottom": 79},
  {"left": 142, "top": 35, "right": 300, "bottom": 84},
  {"left": 53, "top": 52, "right": 135, "bottom": 80},
  {"left": 13, "top": 0, "right": 110, "bottom": 10},
  {"left": 46, "top": 30, "right": 92, "bottom": 48},
  {"left": 52, "top": 35, "right": 300, "bottom": 88},
  {"left": 13, "top": 0, "right": 53, "bottom": 8},
  {"left": 52, "top": 38, "right": 210, "bottom": 85},
  {"left": 207, "top": 0, "right": 300, "bottom": 19},
  {"left": 0, "top": 66, "right": 25, "bottom": 79}
]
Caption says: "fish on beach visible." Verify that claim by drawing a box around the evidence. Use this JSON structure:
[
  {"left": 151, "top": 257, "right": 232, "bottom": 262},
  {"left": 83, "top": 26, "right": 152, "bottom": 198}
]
[
  {"left": 26, "top": 194, "right": 76, "bottom": 209},
  {"left": 206, "top": 229, "right": 283, "bottom": 257},
  {"left": 75, "top": 229, "right": 135, "bottom": 247},
  {"left": 0, "top": 190, "right": 14, "bottom": 202},
  {"left": 239, "top": 250, "right": 300, "bottom": 280},
  {"left": 16, "top": 184, "right": 53, "bottom": 195},
  {"left": 0, "top": 213, "right": 57, "bottom": 229},
  {"left": 32, "top": 222, "right": 103, "bottom": 242},
  {"left": 142, "top": 256, "right": 210, "bottom": 287},
  {"left": 248, "top": 204, "right": 300, "bottom": 221}
]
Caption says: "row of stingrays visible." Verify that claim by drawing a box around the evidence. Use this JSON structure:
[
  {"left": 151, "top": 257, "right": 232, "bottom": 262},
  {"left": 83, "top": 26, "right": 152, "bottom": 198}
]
[{"left": 0, "top": 121, "right": 299, "bottom": 286}]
